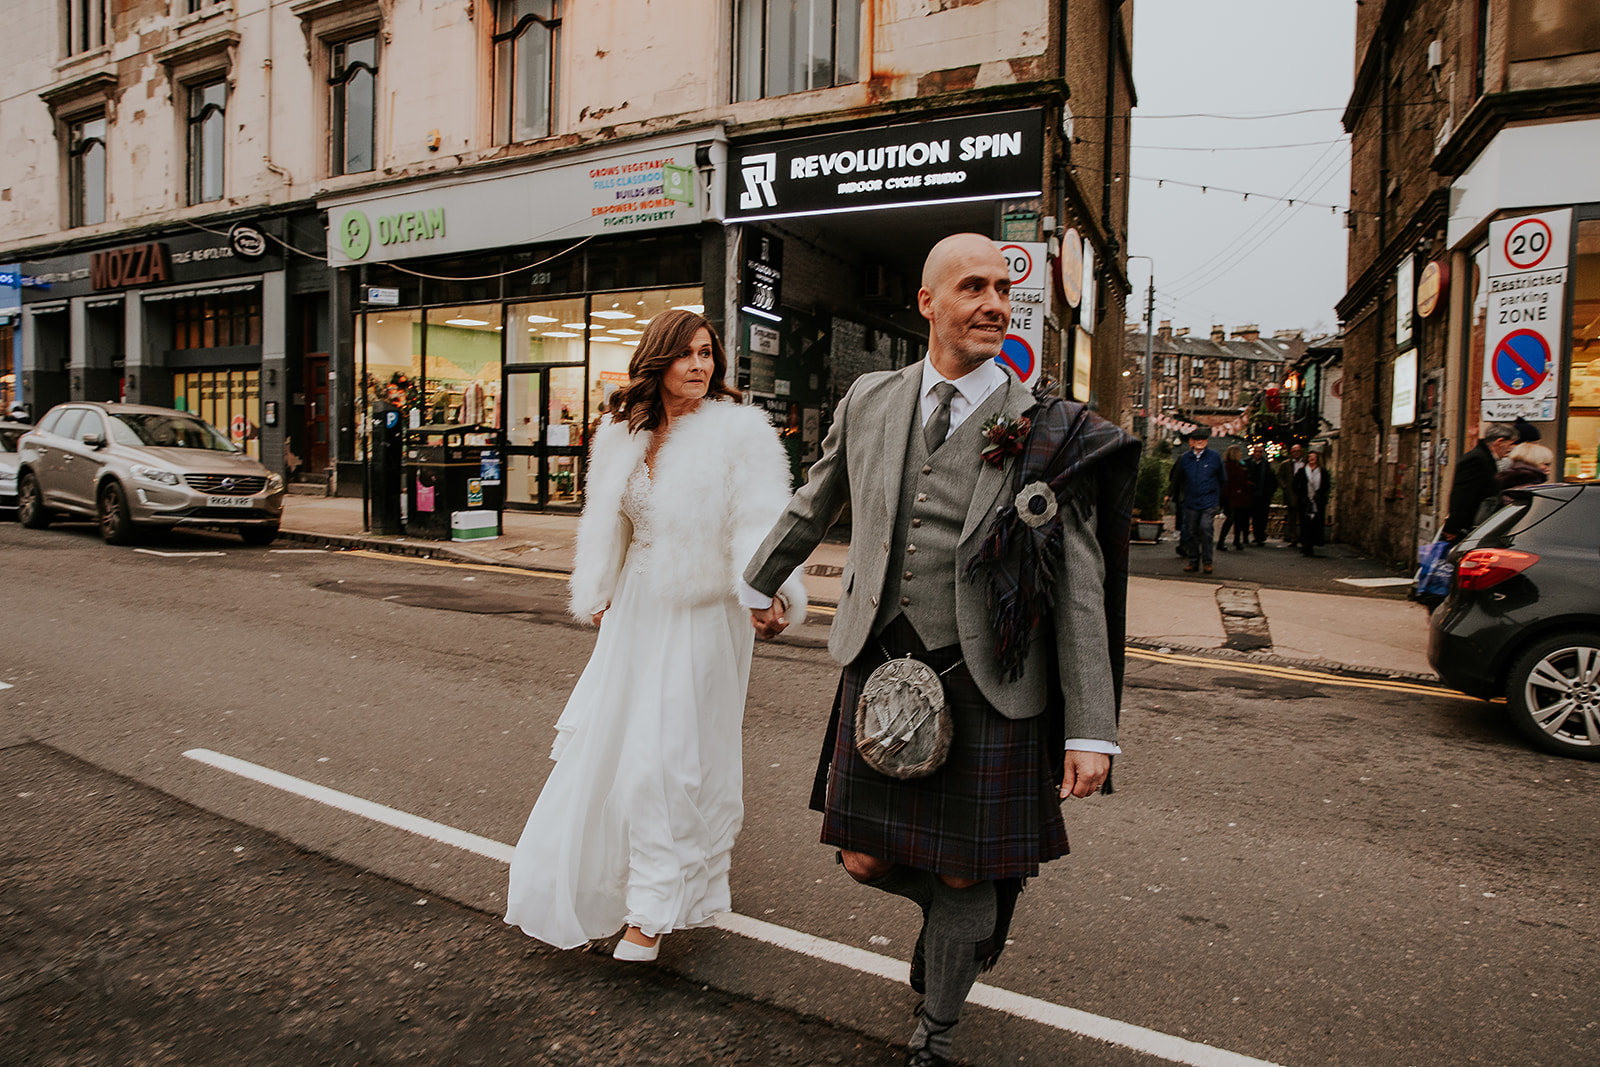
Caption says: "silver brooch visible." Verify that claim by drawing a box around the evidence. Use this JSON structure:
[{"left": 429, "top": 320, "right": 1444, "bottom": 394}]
[{"left": 1014, "top": 480, "right": 1058, "bottom": 528}]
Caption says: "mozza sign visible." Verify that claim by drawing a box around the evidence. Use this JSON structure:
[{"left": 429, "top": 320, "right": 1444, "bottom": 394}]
[{"left": 727, "top": 110, "right": 1044, "bottom": 223}]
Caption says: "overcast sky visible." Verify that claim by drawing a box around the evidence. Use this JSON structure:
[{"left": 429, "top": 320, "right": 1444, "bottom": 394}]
[{"left": 1123, "top": 0, "right": 1357, "bottom": 340}]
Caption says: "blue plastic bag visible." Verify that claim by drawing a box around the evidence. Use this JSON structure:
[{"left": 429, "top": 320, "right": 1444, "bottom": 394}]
[{"left": 1412, "top": 537, "right": 1453, "bottom": 605}]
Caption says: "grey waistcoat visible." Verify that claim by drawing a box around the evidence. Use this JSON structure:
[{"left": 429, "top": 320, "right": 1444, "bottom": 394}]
[{"left": 873, "top": 386, "right": 1006, "bottom": 648}]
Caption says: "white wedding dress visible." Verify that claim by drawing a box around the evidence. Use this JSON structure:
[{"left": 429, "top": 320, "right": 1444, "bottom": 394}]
[{"left": 504, "top": 459, "right": 755, "bottom": 949}]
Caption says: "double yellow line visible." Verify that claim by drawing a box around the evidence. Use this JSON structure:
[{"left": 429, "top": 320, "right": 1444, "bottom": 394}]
[{"left": 1126, "top": 646, "right": 1480, "bottom": 701}]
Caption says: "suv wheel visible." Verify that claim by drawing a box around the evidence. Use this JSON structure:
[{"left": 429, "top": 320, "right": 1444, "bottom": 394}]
[
  {"left": 1506, "top": 631, "right": 1600, "bottom": 760},
  {"left": 17, "top": 471, "right": 51, "bottom": 529},
  {"left": 97, "top": 480, "right": 138, "bottom": 545}
]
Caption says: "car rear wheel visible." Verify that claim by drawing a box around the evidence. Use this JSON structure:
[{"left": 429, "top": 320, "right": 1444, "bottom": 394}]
[
  {"left": 238, "top": 523, "right": 279, "bottom": 547},
  {"left": 1506, "top": 631, "right": 1600, "bottom": 760},
  {"left": 97, "top": 481, "right": 138, "bottom": 545},
  {"left": 18, "top": 472, "right": 51, "bottom": 529}
]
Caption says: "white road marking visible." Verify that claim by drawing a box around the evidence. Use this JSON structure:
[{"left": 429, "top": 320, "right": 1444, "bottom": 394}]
[
  {"left": 1335, "top": 577, "right": 1414, "bottom": 588},
  {"left": 133, "top": 549, "right": 228, "bottom": 558},
  {"left": 182, "top": 749, "right": 513, "bottom": 863},
  {"left": 269, "top": 548, "right": 330, "bottom": 554},
  {"left": 184, "top": 747, "right": 1285, "bottom": 1067},
  {"left": 0, "top": 681, "right": 12, "bottom": 691}
]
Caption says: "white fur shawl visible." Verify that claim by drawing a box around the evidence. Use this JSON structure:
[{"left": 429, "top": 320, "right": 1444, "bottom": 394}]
[{"left": 568, "top": 400, "right": 808, "bottom": 623}]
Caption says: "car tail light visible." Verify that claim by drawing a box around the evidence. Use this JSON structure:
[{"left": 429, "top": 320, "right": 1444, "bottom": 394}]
[{"left": 1455, "top": 548, "right": 1540, "bottom": 590}]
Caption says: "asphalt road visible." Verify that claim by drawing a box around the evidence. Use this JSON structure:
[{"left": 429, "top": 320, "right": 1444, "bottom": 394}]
[{"left": 2, "top": 519, "right": 1597, "bottom": 1067}]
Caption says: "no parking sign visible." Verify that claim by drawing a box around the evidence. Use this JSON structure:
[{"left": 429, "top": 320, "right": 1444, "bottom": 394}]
[
  {"left": 1482, "top": 209, "right": 1570, "bottom": 420},
  {"left": 993, "top": 241, "right": 1047, "bottom": 388}
]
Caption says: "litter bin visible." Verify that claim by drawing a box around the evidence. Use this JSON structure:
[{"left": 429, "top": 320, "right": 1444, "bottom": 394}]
[{"left": 403, "top": 424, "right": 504, "bottom": 540}]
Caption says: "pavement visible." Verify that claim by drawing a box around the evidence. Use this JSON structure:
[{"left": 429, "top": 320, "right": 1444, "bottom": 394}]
[{"left": 279, "top": 497, "right": 1438, "bottom": 682}]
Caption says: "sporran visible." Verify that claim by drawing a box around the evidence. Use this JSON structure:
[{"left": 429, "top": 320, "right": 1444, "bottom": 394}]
[{"left": 854, "top": 653, "right": 957, "bottom": 779}]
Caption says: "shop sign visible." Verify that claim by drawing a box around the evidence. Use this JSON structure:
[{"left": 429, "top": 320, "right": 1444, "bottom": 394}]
[
  {"left": 1391, "top": 349, "right": 1417, "bottom": 427},
  {"left": 1481, "top": 208, "right": 1571, "bottom": 420},
  {"left": 229, "top": 224, "right": 268, "bottom": 261},
  {"left": 366, "top": 286, "right": 401, "bottom": 306},
  {"left": 994, "top": 241, "right": 1047, "bottom": 389},
  {"left": 1395, "top": 255, "right": 1414, "bottom": 349},
  {"left": 1416, "top": 260, "right": 1447, "bottom": 318},
  {"left": 1057, "top": 230, "right": 1083, "bottom": 309},
  {"left": 90, "top": 243, "right": 172, "bottom": 291},
  {"left": 740, "top": 231, "right": 783, "bottom": 322},
  {"left": 322, "top": 133, "right": 712, "bottom": 267},
  {"left": 0, "top": 264, "right": 19, "bottom": 315},
  {"left": 726, "top": 109, "right": 1044, "bottom": 223},
  {"left": 20, "top": 225, "right": 283, "bottom": 301}
]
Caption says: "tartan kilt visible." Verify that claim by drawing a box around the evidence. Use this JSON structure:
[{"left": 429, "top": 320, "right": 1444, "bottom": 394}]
[{"left": 809, "top": 631, "right": 1072, "bottom": 882}]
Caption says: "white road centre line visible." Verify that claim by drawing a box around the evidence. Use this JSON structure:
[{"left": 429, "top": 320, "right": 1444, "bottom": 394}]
[
  {"left": 133, "top": 548, "right": 228, "bottom": 558},
  {"left": 183, "top": 747, "right": 1285, "bottom": 1067},
  {"left": 182, "top": 749, "right": 513, "bottom": 863}
]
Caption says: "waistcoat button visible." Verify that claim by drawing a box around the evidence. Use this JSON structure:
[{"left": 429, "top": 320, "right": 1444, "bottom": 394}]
[
  {"left": 922, "top": 465, "right": 933, "bottom": 475},
  {"left": 916, "top": 492, "right": 927, "bottom": 502},
  {"left": 899, "top": 596, "right": 911, "bottom": 607},
  {"left": 903, "top": 570, "right": 913, "bottom": 580}
]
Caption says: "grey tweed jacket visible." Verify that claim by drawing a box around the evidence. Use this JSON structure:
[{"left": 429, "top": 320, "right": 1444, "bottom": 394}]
[{"left": 743, "top": 361, "right": 1117, "bottom": 741}]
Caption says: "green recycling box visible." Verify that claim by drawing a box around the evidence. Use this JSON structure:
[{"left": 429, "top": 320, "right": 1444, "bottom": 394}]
[{"left": 451, "top": 510, "right": 500, "bottom": 541}]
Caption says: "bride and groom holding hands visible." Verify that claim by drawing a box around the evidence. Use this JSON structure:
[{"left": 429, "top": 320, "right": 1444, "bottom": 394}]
[{"left": 504, "top": 233, "right": 1139, "bottom": 1066}]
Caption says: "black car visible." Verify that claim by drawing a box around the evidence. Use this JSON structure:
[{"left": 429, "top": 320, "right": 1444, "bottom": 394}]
[{"left": 1429, "top": 483, "right": 1600, "bottom": 759}]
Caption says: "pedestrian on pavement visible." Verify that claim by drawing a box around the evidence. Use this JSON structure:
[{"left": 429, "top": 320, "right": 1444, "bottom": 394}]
[
  {"left": 1172, "top": 425, "right": 1224, "bottom": 573},
  {"left": 1294, "top": 450, "right": 1331, "bottom": 557},
  {"left": 505, "top": 309, "right": 807, "bottom": 962},
  {"left": 1443, "top": 423, "right": 1518, "bottom": 539},
  {"left": 1216, "top": 444, "right": 1252, "bottom": 552},
  {"left": 1493, "top": 441, "right": 1555, "bottom": 505},
  {"left": 1244, "top": 443, "right": 1275, "bottom": 545},
  {"left": 1276, "top": 443, "right": 1304, "bottom": 546},
  {"left": 741, "top": 233, "right": 1137, "bottom": 1067},
  {"left": 1167, "top": 455, "right": 1191, "bottom": 558}
]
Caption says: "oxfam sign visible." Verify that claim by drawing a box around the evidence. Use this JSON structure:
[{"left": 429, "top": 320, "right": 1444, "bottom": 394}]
[{"left": 338, "top": 207, "right": 447, "bottom": 262}]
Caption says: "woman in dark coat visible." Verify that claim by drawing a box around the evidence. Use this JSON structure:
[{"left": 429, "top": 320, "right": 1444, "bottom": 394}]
[
  {"left": 1216, "top": 444, "right": 1253, "bottom": 551},
  {"left": 1293, "top": 451, "right": 1331, "bottom": 557}
]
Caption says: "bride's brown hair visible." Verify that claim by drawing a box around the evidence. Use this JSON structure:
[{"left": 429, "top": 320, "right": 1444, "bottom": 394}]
[{"left": 610, "top": 309, "right": 741, "bottom": 433}]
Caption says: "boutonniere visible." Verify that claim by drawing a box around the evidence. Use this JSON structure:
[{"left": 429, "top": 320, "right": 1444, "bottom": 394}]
[{"left": 978, "top": 413, "right": 1031, "bottom": 467}]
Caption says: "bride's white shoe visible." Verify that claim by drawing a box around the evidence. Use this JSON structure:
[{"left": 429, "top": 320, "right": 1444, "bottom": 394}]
[{"left": 612, "top": 932, "right": 661, "bottom": 962}]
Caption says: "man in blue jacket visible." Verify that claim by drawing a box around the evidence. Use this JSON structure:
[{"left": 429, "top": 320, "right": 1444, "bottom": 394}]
[{"left": 1172, "top": 425, "right": 1224, "bottom": 574}]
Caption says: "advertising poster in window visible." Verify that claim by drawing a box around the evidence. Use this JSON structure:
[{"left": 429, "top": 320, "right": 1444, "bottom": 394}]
[{"left": 1481, "top": 209, "right": 1571, "bottom": 421}]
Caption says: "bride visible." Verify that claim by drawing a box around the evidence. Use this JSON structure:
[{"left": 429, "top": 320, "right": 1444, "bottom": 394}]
[{"left": 505, "top": 308, "right": 806, "bottom": 961}]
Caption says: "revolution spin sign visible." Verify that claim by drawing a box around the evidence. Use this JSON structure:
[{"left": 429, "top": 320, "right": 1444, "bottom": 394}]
[{"left": 1481, "top": 209, "right": 1572, "bottom": 421}]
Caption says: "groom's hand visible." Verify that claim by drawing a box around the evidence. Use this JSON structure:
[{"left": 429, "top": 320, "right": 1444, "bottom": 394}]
[
  {"left": 750, "top": 601, "right": 788, "bottom": 640},
  {"left": 1060, "top": 750, "right": 1110, "bottom": 798}
]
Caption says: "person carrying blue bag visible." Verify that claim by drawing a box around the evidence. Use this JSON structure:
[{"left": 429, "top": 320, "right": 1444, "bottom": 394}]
[{"left": 1412, "top": 535, "right": 1453, "bottom": 611}]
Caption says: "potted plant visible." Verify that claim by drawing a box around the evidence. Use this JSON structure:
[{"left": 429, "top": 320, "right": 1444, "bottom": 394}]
[{"left": 1132, "top": 452, "right": 1167, "bottom": 542}]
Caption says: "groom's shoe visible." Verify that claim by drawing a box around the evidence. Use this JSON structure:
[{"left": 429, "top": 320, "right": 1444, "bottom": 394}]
[
  {"left": 907, "top": 1050, "right": 950, "bottom": 1066},
  {"left": 909, "top": 918, "right": 928, "bottom": 994}
]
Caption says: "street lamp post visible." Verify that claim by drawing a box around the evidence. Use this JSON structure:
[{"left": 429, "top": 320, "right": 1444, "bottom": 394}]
[{"left": 1127, "top": 255, "right": 1155, "bottom": 442}]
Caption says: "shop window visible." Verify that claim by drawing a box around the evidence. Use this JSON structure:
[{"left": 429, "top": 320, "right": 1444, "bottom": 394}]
[
  {"left": 185, "top": 0, "right": 226, "bottom": 12},
  {"left": 174, "top": 369, "right": 261, "bottom": 460},
  {"left": 168, "top": 288, "right": 261, "bottom": 350},
  {"left": 67, "top": 0, "right": 106, "bottom": 55},
  {"left": 358, "top": 310, "right": 422, "bottom": 459},
  {"left": 330, "top": 33, "right": 377, "bottom": 175},
  {"left": 735, "top": 0, "right": 861, "bottom": 101},
  {"left": 68, "top": 113, "right": 106, "bottom": 228},
  {"left": 423, "top": 305, "right": 504, "bottom": 427},
  {"left": 187, "top": 78, "right": 227, "bottom": 205},
  {"left": 1565, "top": 218, "right": 1600, "bottom": 481},
  {"left": 506, "top": 296, "right": 587, "bottom": 370},
  {"left": 494, "top": 0, "right": 560, "bottom": 143}
]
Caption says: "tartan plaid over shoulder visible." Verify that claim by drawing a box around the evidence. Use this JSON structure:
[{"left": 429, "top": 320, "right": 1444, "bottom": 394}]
[{"left": 962, "top": 394, "right": 1142, "bottom": 715}]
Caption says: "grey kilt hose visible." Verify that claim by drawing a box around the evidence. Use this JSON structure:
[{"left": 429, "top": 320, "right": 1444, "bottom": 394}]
[{"left": 809, "top": 617, "right": 1072, "bottom": 881}]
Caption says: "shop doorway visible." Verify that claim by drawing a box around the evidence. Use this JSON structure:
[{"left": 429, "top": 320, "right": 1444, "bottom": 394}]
[
  {"left": 304, "top": 353, "right": 329, "bottom": 471},
  {"left": 503, "top": 365, "right": 586, "bottom": 509}
]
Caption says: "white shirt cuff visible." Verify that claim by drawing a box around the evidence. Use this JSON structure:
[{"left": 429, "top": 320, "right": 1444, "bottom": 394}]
[
  {"left": 1064, "top": 738, "right": 1121, "bottom": 755},
  {"left": 737, "top": 578, "right": 774, "bottom": 610}
]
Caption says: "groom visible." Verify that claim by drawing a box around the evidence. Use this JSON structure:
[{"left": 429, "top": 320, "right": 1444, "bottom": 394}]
[{"left": 742, "top": 233, "right": 1136, "bottom": 1065}]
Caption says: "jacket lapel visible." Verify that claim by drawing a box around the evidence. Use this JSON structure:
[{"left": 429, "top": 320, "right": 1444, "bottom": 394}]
[
  {"left": 960, "top": 371, "right": 1032, "bottom": 544},
  {"left": 879, "top": 363, "right": 924, "bottom": 527}
]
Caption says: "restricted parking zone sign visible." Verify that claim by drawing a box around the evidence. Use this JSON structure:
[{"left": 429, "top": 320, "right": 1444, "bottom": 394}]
[
  {"left": 993, "top": 241, "right": 1047, "bottom": 389},
  {"left": 1482, "top": 209, "right": 1571, "bottom": 421}
]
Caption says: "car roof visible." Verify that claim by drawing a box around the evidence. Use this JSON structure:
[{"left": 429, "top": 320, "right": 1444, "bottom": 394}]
[{"left": 47, "top": 402, "right": 202, "bottom": 418}]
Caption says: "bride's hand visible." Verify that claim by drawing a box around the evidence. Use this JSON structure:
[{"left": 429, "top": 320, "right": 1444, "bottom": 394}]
[{"left": 750, "top": 596, "right": 788, "bottom": 639}]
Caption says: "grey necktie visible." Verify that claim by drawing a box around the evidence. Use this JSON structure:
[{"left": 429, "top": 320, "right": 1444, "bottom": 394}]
[{"left": 924, "top": 381, "right": 958, "bottom": 454}]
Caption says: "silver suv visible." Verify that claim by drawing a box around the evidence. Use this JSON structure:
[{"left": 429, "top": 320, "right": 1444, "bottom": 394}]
[{"left": 16, "top": 402, "right": 284, "bottom": 545}]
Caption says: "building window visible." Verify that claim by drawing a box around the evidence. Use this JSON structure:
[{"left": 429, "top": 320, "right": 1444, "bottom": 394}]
[
  {"left": 1565, "top": 217, "right": 1600, "bottom": 481},
  {"left": 1192, "top": 357, "right": 1206, "bottom": 375},
  {"left": 67, "top": 0, "right": 106, "bottom": 55},
  {"left": 330, "top": 33, "right": 377, "bottom": 175},
  {"left": 1190, "top": 385, "right": 1206, "bottom": 400},
  {"left": 187, "top": 79, "right": 226, "bottom": 204},
  {"left": 1218, "top": 388, "right": 1231, "bottom": 402},
  {"left": 1161, "top": 355, "right": 1177, "bottom": 376},
  {"left": 186, "top": 0, "right": 225, "bottom": 11},
  {"left": 175, "top": 369, "right": 261, "bottom": 461},
  {"left": 68, "top": 113, "right": 107, "bottom": 227},
  {"left": 1219, "top": 360, "right": 1232, "bottom": 379},
  {"left": 167, "top": 288, "right": 263, "bottom": 350},
  {"left": 1160, "top": 381, "right": 1177, "bottom": 408},
  {"left": 494, "top": 0, "right": 560, "bottom": 143},
  {"left": 735, "top": 0, "right": 861, "bottom": 101}
]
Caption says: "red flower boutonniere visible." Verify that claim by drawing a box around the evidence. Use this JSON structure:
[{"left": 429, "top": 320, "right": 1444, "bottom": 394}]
[{"left": 978, "top": 413, "right": 1031, "bottom": 467}]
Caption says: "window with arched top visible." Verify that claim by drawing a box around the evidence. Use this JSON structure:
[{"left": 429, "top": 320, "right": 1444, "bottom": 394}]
[{"left": 494, "top": 0, "right": 560, "bottom": 143}]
